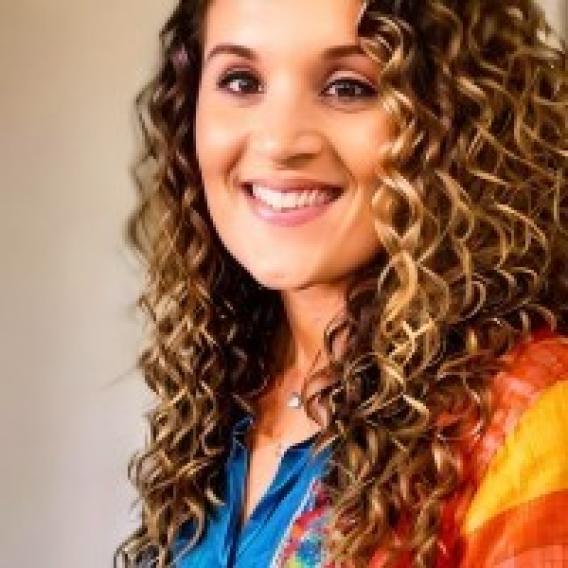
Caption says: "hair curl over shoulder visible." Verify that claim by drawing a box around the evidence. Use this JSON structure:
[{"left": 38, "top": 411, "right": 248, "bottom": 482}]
[{"left": 115, "top": 1, "right": 568, "bottom": 566}]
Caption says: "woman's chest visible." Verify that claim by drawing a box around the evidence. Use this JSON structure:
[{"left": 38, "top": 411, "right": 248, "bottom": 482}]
[{"left": 174, "top": 416, "right": 331, "bottom": 567}]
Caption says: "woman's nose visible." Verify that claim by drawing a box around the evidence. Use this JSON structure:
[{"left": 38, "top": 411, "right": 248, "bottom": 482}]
[{"left": 248, "top": 86, "right": 325, "bottom": 163}]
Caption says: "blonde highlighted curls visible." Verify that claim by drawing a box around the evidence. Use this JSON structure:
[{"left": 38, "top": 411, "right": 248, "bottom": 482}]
[{"left": 115, "top": 0, "right": 568, "bottom": 567}]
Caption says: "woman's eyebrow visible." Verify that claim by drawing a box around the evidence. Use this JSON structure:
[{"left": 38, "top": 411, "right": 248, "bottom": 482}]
[{"left": 203, "top": 42, "right": 368, "bottom": 67}]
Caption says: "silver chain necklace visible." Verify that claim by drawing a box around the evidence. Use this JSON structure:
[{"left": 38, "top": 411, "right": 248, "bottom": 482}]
[{"left": 250, "top": 349, "right": 323, "bottom": 458}]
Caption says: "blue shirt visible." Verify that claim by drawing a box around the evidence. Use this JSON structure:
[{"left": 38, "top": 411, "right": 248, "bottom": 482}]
[{"left": 172, "top": 415, "right": 331, "bottom": 567}]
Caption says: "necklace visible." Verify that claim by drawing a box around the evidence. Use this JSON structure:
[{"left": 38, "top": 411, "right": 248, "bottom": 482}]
[
  {"left": 249, "top": 349, "right": 324, "bottom": 458},
  {"left": 285, "top": 349, "right": 322, "bottom": 410},
  {"left": 248, "top": 349, "right": 321, "bottom": 458}
]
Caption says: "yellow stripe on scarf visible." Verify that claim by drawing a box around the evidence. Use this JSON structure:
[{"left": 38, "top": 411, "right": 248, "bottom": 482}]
[{"left": 463, "top": 379, "right": 568, "bottom": 534}]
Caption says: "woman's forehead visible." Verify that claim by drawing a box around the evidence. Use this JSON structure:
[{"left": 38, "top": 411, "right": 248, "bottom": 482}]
[{"left": 201, "top": 0, "right": 367, "bottom": 54}]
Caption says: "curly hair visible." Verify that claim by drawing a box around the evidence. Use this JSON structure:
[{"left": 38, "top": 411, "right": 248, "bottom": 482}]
[{"left": 115, "top": 0, "right": 568, "bottom": 566}]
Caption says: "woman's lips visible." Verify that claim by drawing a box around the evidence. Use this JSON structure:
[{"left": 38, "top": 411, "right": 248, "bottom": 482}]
[{"left": 241, "top": 183, "right": 342, "bottom": 227}]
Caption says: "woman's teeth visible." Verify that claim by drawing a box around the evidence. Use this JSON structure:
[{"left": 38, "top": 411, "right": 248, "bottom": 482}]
[{"left": 249, "top": 184, "right": 338, "bottom": 210}]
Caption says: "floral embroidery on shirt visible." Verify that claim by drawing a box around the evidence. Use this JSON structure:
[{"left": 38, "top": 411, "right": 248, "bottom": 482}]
[{"left": 274, "top": 480, "right": 336, "bottom": 567}]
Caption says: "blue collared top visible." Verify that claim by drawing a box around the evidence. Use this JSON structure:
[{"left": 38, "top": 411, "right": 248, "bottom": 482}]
[{"left": 172, "top": 414, "right": 331, "bottom": 567}]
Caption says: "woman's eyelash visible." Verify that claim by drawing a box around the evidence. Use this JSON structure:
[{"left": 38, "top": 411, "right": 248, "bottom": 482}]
[{"left": 216, "top": 69, "right": 377, "bottom": 100}]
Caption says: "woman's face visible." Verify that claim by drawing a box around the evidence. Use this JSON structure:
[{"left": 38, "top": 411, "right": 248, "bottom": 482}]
[{"left": 195, "top": 0, "right": 394, "bottom": 291}]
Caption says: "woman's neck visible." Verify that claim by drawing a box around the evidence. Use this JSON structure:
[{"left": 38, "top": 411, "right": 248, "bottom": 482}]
[{"left": 277, "top": 282, "right": 348, "bottom": 375}]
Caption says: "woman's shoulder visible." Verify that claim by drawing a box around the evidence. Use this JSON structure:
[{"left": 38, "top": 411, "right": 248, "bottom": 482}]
[
  {"left": 457, "top": 330, "right": 568, "bottom": 567},
  {"left": 471, "top": 330, "right": 568, "bottom": 476}
]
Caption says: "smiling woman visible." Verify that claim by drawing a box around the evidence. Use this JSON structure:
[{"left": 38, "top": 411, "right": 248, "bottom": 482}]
[
  {"left": 116, "top": 0, "right": 568, "bottom": 567},
  {"left": 195, "top": 0, "right": 394, "bottom": 293}
]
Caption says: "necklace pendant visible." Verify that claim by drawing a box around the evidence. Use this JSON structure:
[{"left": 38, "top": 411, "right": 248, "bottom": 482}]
[{"left": 287, "top": 392, "right": 302, "bottom": 409}]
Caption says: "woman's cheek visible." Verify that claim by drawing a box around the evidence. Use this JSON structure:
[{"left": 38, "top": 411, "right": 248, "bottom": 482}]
[{"left": 196, "top": 108, "right": 242, "bottom": 183}]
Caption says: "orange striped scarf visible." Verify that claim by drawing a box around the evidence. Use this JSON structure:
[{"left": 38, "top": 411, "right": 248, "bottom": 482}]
[
  {"left": 369, "top": 330, "right": 568, "bottom": 567},
  {"left": 453, "top": 330, "right": 568, "bottom": 566}
]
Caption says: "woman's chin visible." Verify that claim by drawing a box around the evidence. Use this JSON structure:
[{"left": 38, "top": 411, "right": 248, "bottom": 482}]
[{"left": 249, "top": 268, "right": 320, "bottom": 292}]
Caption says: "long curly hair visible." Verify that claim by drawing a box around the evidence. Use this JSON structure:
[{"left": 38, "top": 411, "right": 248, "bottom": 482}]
[{"left": 115, "top": 0, "right": 568, "bottom": 566}]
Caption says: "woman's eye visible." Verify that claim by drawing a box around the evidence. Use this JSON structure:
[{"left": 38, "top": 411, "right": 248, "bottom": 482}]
[
  {"left": 217, "top": 70, "right": 261, "bottom": 96},
  {"left": 323, "top": 78, "right": 377, "bottom": 100},
  {"left": 216, "top": 70, "right": 376, "bottom": 101}
]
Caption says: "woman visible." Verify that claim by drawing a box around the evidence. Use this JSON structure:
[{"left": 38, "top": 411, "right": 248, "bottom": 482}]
[{"left": 116, "top": 0, "right": 568, "bottom": 566}]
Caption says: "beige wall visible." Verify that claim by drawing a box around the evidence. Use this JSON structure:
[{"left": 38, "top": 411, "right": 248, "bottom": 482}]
[
  {"left": 0, "top": 1, "right": 174, "bottom": 566},
  {"left": 0, "top": 1, "right": 565, "bottom": 566}
]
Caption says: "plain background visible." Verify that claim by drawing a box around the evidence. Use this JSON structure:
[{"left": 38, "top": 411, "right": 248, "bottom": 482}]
[{"left": 0, "top": 1, "right": 566, "bottom": 567}]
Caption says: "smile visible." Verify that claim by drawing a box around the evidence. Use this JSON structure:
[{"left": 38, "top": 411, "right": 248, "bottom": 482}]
[
  {"left": 248, "top": 183, "right": 340, "bottom": 210},
  {"left": 242, "top": 183, "right": 342, "bottom": 227}
]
